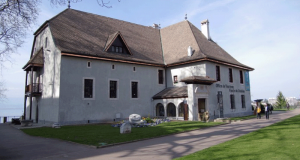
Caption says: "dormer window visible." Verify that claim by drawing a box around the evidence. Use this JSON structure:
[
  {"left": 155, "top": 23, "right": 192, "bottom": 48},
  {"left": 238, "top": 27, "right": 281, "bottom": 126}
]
[{"left": 111, "top": 46, "right": 123, "bottom": 53}]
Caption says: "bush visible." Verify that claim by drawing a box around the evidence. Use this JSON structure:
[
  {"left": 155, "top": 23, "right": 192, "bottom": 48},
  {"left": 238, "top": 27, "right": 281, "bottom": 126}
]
[{"left": 145, "top": 117, "right": 154, "bottom": 123}]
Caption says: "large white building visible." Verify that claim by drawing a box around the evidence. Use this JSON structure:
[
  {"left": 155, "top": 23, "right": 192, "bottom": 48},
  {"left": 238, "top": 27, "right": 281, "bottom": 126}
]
[{"left": 23, "top": 9, "right": 254, "bottom": 125}]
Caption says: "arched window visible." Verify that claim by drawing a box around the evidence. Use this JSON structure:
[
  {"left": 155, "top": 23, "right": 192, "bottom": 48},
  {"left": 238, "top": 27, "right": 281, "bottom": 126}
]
[
  {"left": 156, "top": 103, "right": 164, "bottom": 117},
  {"left": 167, "top": 103, "right": 176, "bottom": 117},
  {"left": 178, "top": 102, "right": 189, "bottom": 117}
]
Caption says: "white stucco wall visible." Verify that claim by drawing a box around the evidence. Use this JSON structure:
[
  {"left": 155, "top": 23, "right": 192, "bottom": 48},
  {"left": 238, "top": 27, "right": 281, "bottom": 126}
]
[
  {"left": 206, "top": 62, "right": 252, "bottom": 118},
  {"left": 25, "top": 26, "right": 61, "bottom": 124},
  {"left": 59, "top": 56, "right": 165, "bottom": 125}
]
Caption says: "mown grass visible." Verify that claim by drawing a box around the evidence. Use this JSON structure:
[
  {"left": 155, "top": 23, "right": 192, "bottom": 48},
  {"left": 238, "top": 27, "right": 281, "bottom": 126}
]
[
  {"left": 22, "top": 121, "right": 224, "bottom": 147},
  {"left": 175, "top": 114, "right": 300, "bottom": 160},
  {"left": 228, "top": 114, "right": 256, "bottom": 120}
]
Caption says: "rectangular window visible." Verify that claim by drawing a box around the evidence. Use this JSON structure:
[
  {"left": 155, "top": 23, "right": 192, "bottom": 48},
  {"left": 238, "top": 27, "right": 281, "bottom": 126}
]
[
  {"left": 110, "top": 80, "right": 117, "bottom": 98},
  {"left": 229, "top": 68, "right": 233, "bottom": 83},
  {"left": 241, "top": 95, "right": 245, "bottom": 108},
  {"left": 173, "top": 75, "right": 178, "bottom": 83},
  {"left": 158, "top": 70, "right": 164, "bottom": 84},
  {"left": 87, "top": 61, "right": 91, "bottom": 68},
  {"left": 45, "top": 37, "right": 48, "bottom": 48},
  {"left": 112, "top": 46, "right": 115, "bottom": 52},
  {"left": 240, "top": 70, "right": 244, "bottom": 84},
  {"left": 116, "top": 47, "right": 119, "bottom": 53},
  {"left": 131, "top": 81, "right": 138, "bottom": 98},
  {"left": 119, "top": 47, "right": 123, "bottom": 53},
  {"left": 84, "top": 79, "right": 93, "bottom": 98},
  {"left": 216, "top": 66, "right": 220, "bottom": 81},
  {"left": 230, "top": 94, "right": 235, "bottom": 109},
  {"left": 112, "top": 64, "right": 115, "bottom": 69}
]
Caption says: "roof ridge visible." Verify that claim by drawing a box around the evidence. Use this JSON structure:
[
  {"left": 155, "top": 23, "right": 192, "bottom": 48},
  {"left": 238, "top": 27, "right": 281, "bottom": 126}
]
[
  {"left": 187, "top": 21, "right": 207, "bottom": 58},
  {"left": 34, "top": 8, "right": 69, "bottom": 35},
  {"left": 69, "top": 9, "right": 158, "bottom": 30}
]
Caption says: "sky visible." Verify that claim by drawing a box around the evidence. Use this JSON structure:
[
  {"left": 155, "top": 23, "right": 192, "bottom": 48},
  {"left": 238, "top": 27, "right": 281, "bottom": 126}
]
[{"left": 1, "top": 0, "right": 300, "bottom": 116}]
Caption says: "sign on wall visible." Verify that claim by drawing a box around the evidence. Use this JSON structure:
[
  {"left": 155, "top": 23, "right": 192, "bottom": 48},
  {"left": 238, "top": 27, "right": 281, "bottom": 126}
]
[{"left": 244, "top": 71, "right": 250, "bottom": 91}]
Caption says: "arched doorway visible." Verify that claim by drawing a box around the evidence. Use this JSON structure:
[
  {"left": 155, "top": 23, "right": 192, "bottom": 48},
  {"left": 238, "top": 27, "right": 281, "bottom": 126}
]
[
  {"left": 156, "top": 103, "right": 165, "bottom": 117},
  {"left": 167, "top": 103, "right": 176, "bottom": 117},
  {"left": 178, "top": 102, "right": 189, "bottom": 120}
]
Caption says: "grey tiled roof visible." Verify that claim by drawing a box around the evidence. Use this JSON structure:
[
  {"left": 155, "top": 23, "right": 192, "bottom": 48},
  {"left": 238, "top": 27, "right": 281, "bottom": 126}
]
[
  {"left": 40, "top": 9, "right": 253, "bottom": 70},
  {"left": 23, "top": 48, "right": 44, "bottom": 70},
  {"left": 153, "top": 86, "right": 188, "bottom": 99},
  {"left": 48, "top": 9, "right": 164, "bottom": 65}
]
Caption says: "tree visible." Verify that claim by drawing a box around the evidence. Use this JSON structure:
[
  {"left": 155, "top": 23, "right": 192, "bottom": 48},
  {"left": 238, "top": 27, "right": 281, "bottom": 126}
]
[
  {"left": 0, "top": 80, "right": 6, "bottom": 101},
  {"left": 0, "top": 0, "right": 40, "bottom": 64},
  {"left": 275, "top": 91, "right": 287, "bottom": 109},
  {"left": 50, "top": 0, "right": 121, "bottom": 8}
]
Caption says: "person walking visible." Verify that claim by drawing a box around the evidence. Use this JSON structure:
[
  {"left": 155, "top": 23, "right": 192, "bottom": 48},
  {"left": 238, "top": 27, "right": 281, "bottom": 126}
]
[
  {"left": 270, "top": 105, "right": 273, "bottom": 114},
  {"left": 287, "top": 103, "right": 290, "bottom": 110},
  {"left": 256, "top": 106, "right": 261, "bottom": 119},
  {"left": 265, "top": 104, "right": 269, "bottom": 119}
]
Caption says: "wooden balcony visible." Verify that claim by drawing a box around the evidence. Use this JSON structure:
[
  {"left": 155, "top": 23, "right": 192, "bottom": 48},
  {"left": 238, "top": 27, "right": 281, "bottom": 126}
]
[{"left": 25, "top": 83, "right": 42, "bottom": 96}]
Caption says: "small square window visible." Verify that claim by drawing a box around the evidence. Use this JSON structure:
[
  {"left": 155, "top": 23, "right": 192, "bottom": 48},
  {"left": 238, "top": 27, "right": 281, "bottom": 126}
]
[{"left": 174, "top": 76, "right": 178, "bottom": 83}]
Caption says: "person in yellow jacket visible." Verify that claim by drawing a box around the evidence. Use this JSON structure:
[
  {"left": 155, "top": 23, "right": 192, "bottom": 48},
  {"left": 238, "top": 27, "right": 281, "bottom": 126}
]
[{"left": 256, "top": 106, "right": 261, "bottom": 119}]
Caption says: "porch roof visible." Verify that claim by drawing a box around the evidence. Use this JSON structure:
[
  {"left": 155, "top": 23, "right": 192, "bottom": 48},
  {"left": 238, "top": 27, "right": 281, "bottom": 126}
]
[
  {"left": 180, "top": 76, "right": 217, "bottom": 85},
  {"left": 23, "top": 48, "right": 44, "bottom": 71},
  {"left": 153, "top": 86, "right": 188, "bottom": 99}
]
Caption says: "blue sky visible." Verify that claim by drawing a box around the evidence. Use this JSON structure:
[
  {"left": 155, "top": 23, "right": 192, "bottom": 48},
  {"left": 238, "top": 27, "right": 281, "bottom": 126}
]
[{"left": 1, "top": 0, "right": 300, "bottom": 116}]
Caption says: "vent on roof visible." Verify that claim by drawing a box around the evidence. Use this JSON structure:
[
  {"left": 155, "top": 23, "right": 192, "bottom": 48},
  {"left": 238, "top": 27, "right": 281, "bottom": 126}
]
[
  {"left": 201, "top": 19, "right": 211, "bottom": 40},
  {"left": 152, "top": 23, "right": 160, "bottom": 29},
  {"left": 188, "top": 46, "right": 193, "bottom": 57}
]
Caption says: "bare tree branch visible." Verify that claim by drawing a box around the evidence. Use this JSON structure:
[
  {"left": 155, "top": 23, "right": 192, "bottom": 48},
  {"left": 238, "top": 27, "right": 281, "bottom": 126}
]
[{"left": 0, "top": 0, "right": 40, "bottom": 64}]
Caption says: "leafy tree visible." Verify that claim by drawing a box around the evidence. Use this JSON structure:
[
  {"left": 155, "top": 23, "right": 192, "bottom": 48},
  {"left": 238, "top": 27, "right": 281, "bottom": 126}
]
[{"left": 275, "top": 91, "right": 287, "bottom": 109}]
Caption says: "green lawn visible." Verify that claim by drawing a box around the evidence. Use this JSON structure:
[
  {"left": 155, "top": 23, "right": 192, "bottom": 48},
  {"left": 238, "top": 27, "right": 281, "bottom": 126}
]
[
  {"left": 175, "top": 114, "right": 300, "bottom": 160},
  {"left": 22, "top": 121, "right": 224, "bottom": 147},
  {"left": 228, "top": 114, "right": 256, "bottom": 120}
]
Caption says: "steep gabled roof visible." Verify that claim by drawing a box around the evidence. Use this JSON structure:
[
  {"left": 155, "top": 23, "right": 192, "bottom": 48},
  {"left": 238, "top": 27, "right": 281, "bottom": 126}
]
[
  {"left": 48, "top": 9, "right": 164, "bottom": 65},
  {"left": 35, "top": 9, "right": 253, "bottom": 70},
  {"left": 161, "top": 20, "right": 253, "bottom": 70}
]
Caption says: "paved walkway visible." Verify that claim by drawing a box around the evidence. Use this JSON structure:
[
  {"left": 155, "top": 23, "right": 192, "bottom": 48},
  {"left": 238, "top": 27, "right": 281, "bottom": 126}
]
[{"left": 0, "top": 109, "right": 299, "bottom": 160}]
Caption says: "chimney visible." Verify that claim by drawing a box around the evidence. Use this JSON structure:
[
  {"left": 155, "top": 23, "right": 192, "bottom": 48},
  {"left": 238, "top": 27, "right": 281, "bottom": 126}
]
[
  {"left": 187, "top": 46, "right": 193, "bottom": 57},
  {"left": 201, "top": 19, "right": 211, "bottom": 40},
  {"left": 152, "top": 23, "right": 160, "bottom": 29}
]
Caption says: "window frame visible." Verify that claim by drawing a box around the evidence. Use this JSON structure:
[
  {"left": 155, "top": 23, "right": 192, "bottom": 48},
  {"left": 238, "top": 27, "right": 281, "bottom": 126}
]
[
  {"left": 109, "top": 79, "right": 119, "bottom": 100},
  {"left": 230, "top": 94, "right": 235, "bottom": 109},
  {"left": 158, "top": 69, "right": 164, "bottom": 84},
  {"left": 216, "top": 65, "right": 221, "bottom": 81},
  {"left": 241, "top": 95, "right": 246, "bottom": 108},
  {"left": 229, "top": 68, "right": 233, "bottom": 83},
  {"left": 173, "top": 75, "right": 178, "bottom": 84},
  {"left": 131, "top": 80, "right": 139, "bottom": 99},
  {"left": 45, "top": 37, "right": 48, "bottom": 48},
  {"left": 83, "top": 77, "right": 95, "bottom": 100},
  {"left": 87, "top": 61, "right": 91, "bottom": 68},
  {"left": 240, "top": 70, "right": 244, "bottom": 84}
]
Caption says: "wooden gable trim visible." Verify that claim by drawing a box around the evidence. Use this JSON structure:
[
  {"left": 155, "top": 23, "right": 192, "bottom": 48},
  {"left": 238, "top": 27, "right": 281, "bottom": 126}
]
[
  {"left": 61, "top": 52, "right": 164, "bottom": 67},
  {"left": 104, "top": 31, "right": 133, "bottom": 55}
]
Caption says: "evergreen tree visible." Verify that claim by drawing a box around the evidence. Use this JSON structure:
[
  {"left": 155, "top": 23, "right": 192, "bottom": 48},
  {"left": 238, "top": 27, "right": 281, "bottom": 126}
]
[{"left": 275, "top": 91, "right": 287, "bottom": 109}]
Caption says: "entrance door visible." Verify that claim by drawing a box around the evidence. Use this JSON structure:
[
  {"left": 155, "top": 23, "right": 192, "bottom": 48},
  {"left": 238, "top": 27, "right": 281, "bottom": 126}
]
[
  {"left": 218, "top": 91, "right": 224, "bottom": 118},
  {"left": 198, "top": 99, "right": 206, "bottom": 121}
]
